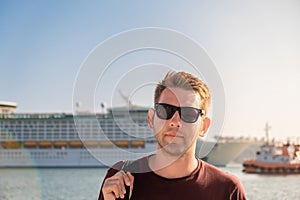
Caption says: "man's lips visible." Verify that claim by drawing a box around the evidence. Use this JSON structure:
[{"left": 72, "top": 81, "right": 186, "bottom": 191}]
[{"left": 165, "top": 132, "right": 184, "bottom": 138}]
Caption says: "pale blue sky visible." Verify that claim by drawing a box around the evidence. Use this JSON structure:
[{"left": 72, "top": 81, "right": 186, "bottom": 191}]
[{"left": 1, "top": 0, "right": 300, "bottom": 140}]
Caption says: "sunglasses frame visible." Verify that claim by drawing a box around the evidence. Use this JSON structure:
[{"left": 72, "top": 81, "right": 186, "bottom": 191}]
[{"left": 154, "top": 103, "right": 205, "bottom": 123}]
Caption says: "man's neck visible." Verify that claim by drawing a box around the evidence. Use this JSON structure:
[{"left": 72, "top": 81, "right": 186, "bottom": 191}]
[{"left": 148, "top": 152, "right": 198, "bottom": 179}]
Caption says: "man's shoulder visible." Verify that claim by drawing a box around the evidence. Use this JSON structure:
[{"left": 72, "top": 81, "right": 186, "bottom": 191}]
[
  {"left": 104, "top": 160, "right": 124, "bottom": 178},
  {"left": 199, "top": 159, "right": 241, "bottom": 185},
  {"left": 109, "top": 156, "right": 150, "bottom": 174},
  {"left": 198, "top": 159, "right": 247, "bottom": 199},
  {"left": 123, "top": 156, "right": 150, "bottom": 173}
]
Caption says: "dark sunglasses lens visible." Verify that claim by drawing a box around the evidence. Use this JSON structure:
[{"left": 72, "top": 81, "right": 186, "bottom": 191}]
[
  {"left": 156, "top": 104, "right": 174, "bottom": 120},
  {"left": 181, "top": 108, "right": 199, "bottom": 123},
  {"left": 156, "top": 104, "right": 202, "bottom": 123}
]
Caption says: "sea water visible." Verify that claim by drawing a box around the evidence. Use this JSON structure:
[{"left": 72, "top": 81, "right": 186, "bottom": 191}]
[{"left": 0, "top": 166, "right": 299, "bottom": 200}]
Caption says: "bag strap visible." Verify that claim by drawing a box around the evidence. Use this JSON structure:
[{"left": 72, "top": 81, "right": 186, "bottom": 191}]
[
  {"left": 121, "top": 160, "right": 134, "bottom": 172},
  {"left": 116, "top": 160, "right": 133, "bottom": 200}
]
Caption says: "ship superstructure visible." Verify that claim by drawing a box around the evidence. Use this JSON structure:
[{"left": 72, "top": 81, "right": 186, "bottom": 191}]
[
  {"left": 0, "top": 103, "right": 156, "bottom": 167},
  {"left": 0, "top": 101, "right": 250, "bottom": 167}
]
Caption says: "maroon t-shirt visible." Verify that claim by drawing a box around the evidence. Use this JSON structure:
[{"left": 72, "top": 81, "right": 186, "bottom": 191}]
[{"left": 98, "top": 156, "right": 247, "bottom": 200}]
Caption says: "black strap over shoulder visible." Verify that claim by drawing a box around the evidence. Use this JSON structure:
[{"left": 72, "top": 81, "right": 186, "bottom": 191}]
[
  {"left": 116, "top": 160, "right": 133, "bottom": 200},
  {"left": 121, "top": 158, "right": 146, "bottom": 173},
  {"left": 116, "top": 157, "right": 148, "bottom": 200},
  {"left": 121, "top": 160, "right": 134, "bottom": 172}
]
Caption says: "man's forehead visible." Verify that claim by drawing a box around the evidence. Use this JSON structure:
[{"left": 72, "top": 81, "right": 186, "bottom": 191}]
[{"left": 159, "top": 87, "right": 201, "bottom": 106}]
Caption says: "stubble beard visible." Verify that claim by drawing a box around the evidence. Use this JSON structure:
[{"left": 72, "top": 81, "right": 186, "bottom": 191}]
[{"left": 155, "top": 130, "right": 191, "bottom": 157}]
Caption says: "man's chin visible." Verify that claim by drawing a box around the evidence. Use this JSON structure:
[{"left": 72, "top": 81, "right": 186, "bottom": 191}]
[{"left": 161, "top": 145, "right": 186, "bottom": 157}]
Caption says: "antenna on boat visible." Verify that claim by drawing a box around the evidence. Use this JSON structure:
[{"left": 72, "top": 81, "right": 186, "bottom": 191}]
[{"left": 264, "top": 122, "right": 271, "bottom": 145}]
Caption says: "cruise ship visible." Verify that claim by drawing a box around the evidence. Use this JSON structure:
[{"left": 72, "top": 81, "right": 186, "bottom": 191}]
[{"left": 0, "top": 101, "right": 249, "bottom": 167}]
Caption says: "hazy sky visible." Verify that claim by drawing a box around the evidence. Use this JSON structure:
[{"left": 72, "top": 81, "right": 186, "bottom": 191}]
[{"left": 1, "top": 0, "right": 300, "bottom": 140}]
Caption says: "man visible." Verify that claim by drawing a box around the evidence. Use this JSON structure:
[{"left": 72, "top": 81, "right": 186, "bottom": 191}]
[{"left": 98, "top": 71, "right": 246, "bottom": 200}]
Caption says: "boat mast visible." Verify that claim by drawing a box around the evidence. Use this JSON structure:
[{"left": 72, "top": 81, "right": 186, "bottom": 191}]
[{"left": 264, "top": 122, "right": 271, "bottom": 145}]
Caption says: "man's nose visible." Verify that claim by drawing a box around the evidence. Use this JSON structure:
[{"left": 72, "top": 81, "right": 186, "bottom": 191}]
[{"left": 169, "top": 111, "right": 182, "bottom": 128}]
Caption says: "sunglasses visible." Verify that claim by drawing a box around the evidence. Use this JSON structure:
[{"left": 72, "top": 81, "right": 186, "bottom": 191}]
[{"left": 154, "top": 103, "right": 205, "bottom": 123}]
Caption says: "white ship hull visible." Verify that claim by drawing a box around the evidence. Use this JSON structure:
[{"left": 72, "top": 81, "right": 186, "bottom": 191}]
[
  {"left": 0, "top": 144, "right": 157, "bottom": 167},
  {"left": 0, "top": 140, "right": 250, "bottom": 167},
  {"left": 203, "top": 141, "right": 251, "bottom": 166}
]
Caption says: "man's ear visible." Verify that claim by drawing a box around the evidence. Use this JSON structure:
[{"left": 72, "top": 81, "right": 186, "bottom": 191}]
[
  {"left": 199, "top": 117, "right": 211, "bottom": 137},
  {"left": 148, "top": 108, "right": 155, "bottom": 130}
]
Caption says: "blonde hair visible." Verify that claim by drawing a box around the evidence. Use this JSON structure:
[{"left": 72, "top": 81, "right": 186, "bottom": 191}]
[{"left": 154, "top": 71, "right": 210, "bottom": 115}]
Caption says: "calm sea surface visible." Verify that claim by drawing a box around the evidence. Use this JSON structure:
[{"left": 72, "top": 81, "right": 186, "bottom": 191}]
[{"left": 0, "top": 165, "right": 299, "bottom": 200}]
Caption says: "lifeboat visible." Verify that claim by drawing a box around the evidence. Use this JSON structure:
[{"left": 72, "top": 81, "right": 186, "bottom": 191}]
[
  {"left": 24, "top": 141, "right": 37, "bottom": 148},
  {"left": 39, "top": 141, "right": 52, "bottom": 148},
  {"left": 114, "top": 140, "right": 129, "bottom": 148},
  {"left": 85, "top": 141, "right": 99, "bottom": 148},
  {"left": 99, "top": 141, "right": 113, "bottom": 147},
  {"left": 69, "top": 141, "right": 83, "bottom": 148},
  {"left": 53, "top": 141, "right": 68, "bottom": 148},
  {"left": 2, "top": 141, "right": 21, "bottom": 149},
  {"left": 130, "top": 140, "right": 145, "bottom": 148}
]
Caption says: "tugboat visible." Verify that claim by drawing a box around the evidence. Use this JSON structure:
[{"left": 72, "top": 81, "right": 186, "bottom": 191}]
[{"left": 242, "top": 123, "right": 300, "bottom": 174}]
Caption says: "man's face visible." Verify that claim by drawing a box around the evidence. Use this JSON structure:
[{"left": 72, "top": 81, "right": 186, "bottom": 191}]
[{"left": 148, "top": 87, "right": 208, "bottom": 157}]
